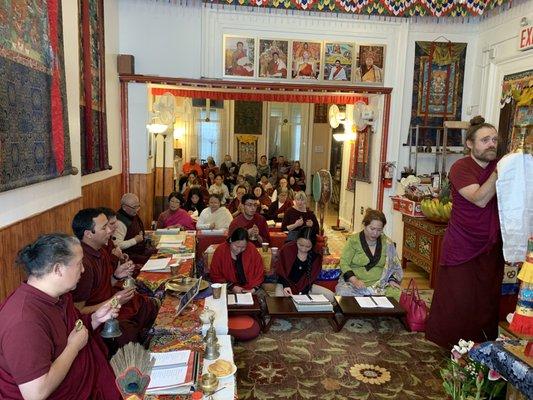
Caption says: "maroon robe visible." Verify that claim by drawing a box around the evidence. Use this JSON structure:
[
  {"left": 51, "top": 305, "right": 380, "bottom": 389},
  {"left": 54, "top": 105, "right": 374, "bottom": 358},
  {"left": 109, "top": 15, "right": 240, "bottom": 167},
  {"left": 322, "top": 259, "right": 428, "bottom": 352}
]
[
  {"left": 210, "top": 242, "right": 264, "bottom": 291},
  {"left": 282, "top": 207, "right": 319, "bottom": 238},
  {"left": 0, "top": 284, "right": 120, "bottom": 399},
  {"left": 72, "top": 243, "right": 157, "bottom": 347},
  {"left": 426, "top": 156, "right": 503, "bottom": 349},
  {"left": 116, "top": 209, "right": 156, "bottom": 265},
  {"left": 275, "top": 241, "right": 322, "bottom": 294},
  {"left": 267, "top": 199, "right": 293, "bottom": 222},
  {"left": 228, "top": 213, "right": 271, "bottom": 247}
]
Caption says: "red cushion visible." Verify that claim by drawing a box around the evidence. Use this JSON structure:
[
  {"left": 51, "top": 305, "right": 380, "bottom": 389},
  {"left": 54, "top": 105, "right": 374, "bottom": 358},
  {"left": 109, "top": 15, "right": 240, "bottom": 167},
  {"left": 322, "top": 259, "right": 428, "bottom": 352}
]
[
  {"left": 228, "top": 315, "right": 261, "bottom": 341},
  {"left": 315, "top": 280, "right": 337, "bottom": 292}
]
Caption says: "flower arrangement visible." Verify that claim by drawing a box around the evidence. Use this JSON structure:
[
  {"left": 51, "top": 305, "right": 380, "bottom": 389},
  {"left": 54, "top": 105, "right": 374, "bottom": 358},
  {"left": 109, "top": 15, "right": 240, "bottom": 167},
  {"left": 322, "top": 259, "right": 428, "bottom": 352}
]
[{"left": 440, "top": 339, "right": 506, "bottom": 400}]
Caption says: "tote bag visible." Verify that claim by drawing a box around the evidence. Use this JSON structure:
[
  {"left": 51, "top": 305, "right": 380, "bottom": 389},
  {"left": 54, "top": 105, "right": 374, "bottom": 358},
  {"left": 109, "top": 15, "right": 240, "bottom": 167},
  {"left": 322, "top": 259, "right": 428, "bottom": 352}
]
[{"left": 399, "top": 278, "right": 428, "bottom": 332}]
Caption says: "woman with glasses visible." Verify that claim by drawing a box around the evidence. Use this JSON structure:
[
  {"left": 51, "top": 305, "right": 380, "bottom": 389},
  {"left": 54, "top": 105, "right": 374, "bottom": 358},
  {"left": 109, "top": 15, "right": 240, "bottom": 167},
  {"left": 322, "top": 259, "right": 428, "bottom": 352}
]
[{"left": 156, "top": 192, "right": 196, "bottom": 230}]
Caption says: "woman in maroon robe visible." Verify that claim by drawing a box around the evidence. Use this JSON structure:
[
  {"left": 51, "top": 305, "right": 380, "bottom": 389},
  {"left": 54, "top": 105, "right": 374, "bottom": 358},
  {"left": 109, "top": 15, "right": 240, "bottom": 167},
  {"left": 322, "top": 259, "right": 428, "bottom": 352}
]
[
  {"left": 210, "top": 228, "right": 264, "bottom": 293},
  {"left": 266, "top": 189, "right": 293, "bottom": 222},
  {"left": 0, "top": 234, "right": 120, "bottom": 400}
]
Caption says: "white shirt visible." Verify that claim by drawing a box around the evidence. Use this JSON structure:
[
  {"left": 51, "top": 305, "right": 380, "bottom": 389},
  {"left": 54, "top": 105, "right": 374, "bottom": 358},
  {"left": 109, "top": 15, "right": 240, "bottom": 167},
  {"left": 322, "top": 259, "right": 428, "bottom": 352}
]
[
  {"left": 114, "top": 220, "right": 137, "bottom": 250},
  {"left": 196, "top": 207, "right": 233, "bottom": 230},
  {"left": 208, "top": 183, "right": 230, "bottom": 204}
]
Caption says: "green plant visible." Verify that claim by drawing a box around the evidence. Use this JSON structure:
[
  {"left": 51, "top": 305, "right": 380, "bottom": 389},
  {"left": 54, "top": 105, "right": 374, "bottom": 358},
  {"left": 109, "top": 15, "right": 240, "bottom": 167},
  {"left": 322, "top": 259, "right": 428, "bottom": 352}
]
[{"left": 440, "top": 340, "right": 506, "bottom": 400}]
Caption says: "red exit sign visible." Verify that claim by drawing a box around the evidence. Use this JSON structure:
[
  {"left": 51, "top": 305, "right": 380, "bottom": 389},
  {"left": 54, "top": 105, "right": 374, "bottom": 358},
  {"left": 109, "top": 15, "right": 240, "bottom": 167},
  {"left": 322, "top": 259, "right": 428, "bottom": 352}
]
[{"left": 519, "top": 25, "right": 533, "bottom": 51}]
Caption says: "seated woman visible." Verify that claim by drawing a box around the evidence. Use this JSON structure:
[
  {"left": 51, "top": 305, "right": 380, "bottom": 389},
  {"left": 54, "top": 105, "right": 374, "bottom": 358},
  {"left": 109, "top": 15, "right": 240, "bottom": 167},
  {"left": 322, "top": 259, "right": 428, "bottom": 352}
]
[
  {"left": 210, "top": 228, "right": 265, "bottom": 294},
  {"left": 282, "top": 191, "right": 319, "bottom": 241},
  {"left": 252, "top": 184, "right": 271, "bottom": 215},
  {"left": 335, "top": 209, "right": 403, "bottom": 300},
  {"left": 288, "top": 161, "right": 306, "bottom": 192},
  {"left": 266, "top": 188, "right": 293, "bottom": 222},
  {"left": 258, "top": 174, "right": 273, "bottom": 197},
  {"left": 227, "top": 185, "right": 248, "bottom": 217},
  {"left": 274, "top": 227, "right": 334, "bottom": 302},
  {"left": 181, "top": 170, "right": 201, "bottom": 193},
  {"left": 256, "top": 155, "right": 270, "bottom": 181},
  {"left": 208, "top": 173, "right": 230, "bottom": 204},
  {"left": 271, "top": 177, "right": 293, "bottom": 202},
  {"left": 156, "top": 191, "right": 196, "bottom": 230},
  {"left": 183, "top": 187, "right": 207, "bottom": 220},
  {"left": 0, "top": 234, "right": 121, "bottom": 400},
  {"left": 232, "top": 175, "right": 250, "bottom": 197},
  {"left": 197, "top": 194, "right": 233, "bottom": 230}
]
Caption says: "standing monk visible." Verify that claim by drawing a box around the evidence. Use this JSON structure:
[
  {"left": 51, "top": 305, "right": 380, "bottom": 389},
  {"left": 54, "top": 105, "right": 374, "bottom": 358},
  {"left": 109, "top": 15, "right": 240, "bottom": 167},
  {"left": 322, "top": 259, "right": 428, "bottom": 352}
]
[
  {"left": 426, "top": 116, "right": 503, "bottom": 348},
  {"left": 72, "top": 208, "right": 158, "bottom": 348},
  {"left": 0, "top": 234, "right": 121, "bottom": 399}
]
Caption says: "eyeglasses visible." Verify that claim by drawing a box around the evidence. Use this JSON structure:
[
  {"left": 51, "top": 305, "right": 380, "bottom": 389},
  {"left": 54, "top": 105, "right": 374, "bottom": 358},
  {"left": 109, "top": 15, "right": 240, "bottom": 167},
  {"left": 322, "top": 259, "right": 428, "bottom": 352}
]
[{"left": 125, "top": 203, "right": 141, "bottom": 209}]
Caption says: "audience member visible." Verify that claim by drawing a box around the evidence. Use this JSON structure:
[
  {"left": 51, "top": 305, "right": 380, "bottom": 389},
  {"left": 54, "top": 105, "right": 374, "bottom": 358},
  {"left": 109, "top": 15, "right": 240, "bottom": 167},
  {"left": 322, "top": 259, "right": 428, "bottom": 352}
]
[
  {"left": 266, "top": 189, "right": 293, "bottom": 222},
  {"left": 288, "top": 160, "right": 306, "bottom": 192},
  {"left": 156, "top": 192, "right": 196, "bottom": 230},
  {"left": 252, "top": 185, "right": 272, "bottom": 215},
  {"left": 183, "top": 187, "right": 206, "bottom": 220},
  {"left": 182, "top": 156, "right": 203, "bottom": 177},
  {"left": 227, "top": 185, "right": 247, "bottom": 217},
  {"left": 220, "top": 154, "right": 238, "bottom": 189},
  {"left": 228, "top": 194, "right": 270, "bottom": 247},
  {"left": 208, "top": 173, "right": 230, "bottom": 204},
  {"left": 197, "top": 194, "right": 233, "bottom": 230},
  {"left": 259, "top": 174, "right": 274, "bottom": 196},
  {"left": 271, "top": 177, "right": 292, "bottom": 202},
  {"left": 256, "top": 155, "right": 270, "bottom": 180},
  {"left": 238, "top": 156, "right": 258, "bottom": 186},
  {"left": 282, "top": 191, "right": 319, "bottom": 241}
]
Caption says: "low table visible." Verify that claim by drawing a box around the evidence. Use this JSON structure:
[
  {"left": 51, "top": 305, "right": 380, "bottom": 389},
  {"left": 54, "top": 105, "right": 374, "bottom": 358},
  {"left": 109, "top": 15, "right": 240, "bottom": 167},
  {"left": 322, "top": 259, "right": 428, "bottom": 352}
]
[
  {"left": 335, "top": 296, "right": 407, "bottom": 331},
  {"left": 264, "top": 296, "right": 339, "bottom": 332},
  {"left": 227, "top": 294, "right": 264, "bottom": 330}
]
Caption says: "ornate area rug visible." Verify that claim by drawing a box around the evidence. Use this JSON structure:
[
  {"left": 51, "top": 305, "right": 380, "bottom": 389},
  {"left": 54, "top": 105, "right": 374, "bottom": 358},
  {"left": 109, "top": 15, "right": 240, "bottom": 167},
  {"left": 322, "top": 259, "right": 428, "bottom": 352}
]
[{"left": 234, "top": 317, "right": 447, "bottom": 400}]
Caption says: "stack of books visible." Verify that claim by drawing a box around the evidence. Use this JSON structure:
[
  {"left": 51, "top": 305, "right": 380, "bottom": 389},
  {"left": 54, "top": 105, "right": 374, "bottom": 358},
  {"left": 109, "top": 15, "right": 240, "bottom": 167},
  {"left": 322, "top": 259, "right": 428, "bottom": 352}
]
[
  {"left": 146, "top": 350, "right": 200, "bottom": 395},
  {"left": 291, "top": 294, "right": 333, "bottom": 312}
]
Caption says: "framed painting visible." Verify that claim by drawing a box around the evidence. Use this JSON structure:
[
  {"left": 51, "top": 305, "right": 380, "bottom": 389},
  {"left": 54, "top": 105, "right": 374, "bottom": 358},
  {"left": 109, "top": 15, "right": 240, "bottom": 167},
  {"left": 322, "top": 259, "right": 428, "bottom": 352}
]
[
  {"left": 237, "top": 135, "right": 258, "bottom": 164},
  {"left": 354, "top": 45, "right": 385, "bottom": 84},
  {"left": 223, "top": 36, "right": 255, "bottom": 78},
  {"left": 234, "top": 101, "right": 263, "bottom": 135},
  {"left": 258, "top": 39, "right": 289, "bottom": 79},
  {"left": 291, "top": 41, "right": 321, "bottom": 80},
  {"left": 347, "top": 127, "right": 371, "bottom": 189},
  {"left": 323, "top": 42, "right": 353, "bottom": 82}
]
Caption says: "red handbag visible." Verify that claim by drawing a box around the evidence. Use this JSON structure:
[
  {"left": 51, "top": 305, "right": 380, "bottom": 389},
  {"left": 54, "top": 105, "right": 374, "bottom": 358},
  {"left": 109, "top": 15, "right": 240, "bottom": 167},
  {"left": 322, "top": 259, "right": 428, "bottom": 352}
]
[{"left": 399, "top": 279, "right": 428, "bottom": 332}]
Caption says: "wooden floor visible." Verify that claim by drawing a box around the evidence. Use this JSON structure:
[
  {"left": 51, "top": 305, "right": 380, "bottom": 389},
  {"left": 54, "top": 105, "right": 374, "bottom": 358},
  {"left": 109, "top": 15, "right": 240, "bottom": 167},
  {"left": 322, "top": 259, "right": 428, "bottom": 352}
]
[{"left": 319, "top": 204, "right": 431, "bottom": 290}]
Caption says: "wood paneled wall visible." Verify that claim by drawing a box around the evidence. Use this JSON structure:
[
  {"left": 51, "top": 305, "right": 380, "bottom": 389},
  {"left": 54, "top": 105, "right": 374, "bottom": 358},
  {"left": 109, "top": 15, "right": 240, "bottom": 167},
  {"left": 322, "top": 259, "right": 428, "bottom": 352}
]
[
  {"left": 0, "top": 174, "right": 125, "bottom": 301},
  {"left": 81, "top": 173, "right": 123, "bottom": 210},
  {"left": 0, "top": 198, "right": 83, "bottom": 301}
]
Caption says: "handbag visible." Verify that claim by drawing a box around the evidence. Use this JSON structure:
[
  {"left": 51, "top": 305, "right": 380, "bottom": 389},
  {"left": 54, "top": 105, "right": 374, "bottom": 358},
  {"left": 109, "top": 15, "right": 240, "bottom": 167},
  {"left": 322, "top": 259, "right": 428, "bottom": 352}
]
[{"left": 399, "top": 278, "right": 428, "bottom": 332}]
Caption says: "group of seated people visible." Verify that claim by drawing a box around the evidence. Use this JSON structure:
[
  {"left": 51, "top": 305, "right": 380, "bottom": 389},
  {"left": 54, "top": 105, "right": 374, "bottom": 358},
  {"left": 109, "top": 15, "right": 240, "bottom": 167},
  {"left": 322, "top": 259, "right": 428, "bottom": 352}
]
[{"left": 0, "top": 181, "right": 402, "bottom": 398}]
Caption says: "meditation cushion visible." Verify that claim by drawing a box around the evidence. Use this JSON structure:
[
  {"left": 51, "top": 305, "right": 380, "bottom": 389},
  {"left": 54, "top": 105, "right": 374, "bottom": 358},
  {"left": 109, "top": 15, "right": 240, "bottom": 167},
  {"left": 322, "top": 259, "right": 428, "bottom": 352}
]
[{"left": 228, "top": 315, "right": 260, "bottom": 341}]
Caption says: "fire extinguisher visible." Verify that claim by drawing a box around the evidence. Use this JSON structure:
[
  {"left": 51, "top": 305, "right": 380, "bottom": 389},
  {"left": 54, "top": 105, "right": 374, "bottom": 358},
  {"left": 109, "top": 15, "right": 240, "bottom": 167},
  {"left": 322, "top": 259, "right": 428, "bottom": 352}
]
[{"left": 382, "top": 162, "right": 395, "bottom": 189}]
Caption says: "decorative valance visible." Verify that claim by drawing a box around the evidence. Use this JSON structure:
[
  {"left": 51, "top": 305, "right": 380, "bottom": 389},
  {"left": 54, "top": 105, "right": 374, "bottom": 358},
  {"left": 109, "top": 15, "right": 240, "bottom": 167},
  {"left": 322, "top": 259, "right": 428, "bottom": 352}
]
[{"left": 201, "top": 0, "right": 511, "bottom": 18}]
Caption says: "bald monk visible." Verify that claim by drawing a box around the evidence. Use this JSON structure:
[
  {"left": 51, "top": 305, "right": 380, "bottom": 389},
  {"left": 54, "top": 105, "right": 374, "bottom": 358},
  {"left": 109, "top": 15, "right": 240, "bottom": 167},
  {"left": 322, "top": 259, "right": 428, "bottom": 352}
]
[
  {"left": 71, "top": 208, "right": 158, "bottom": 348},
  {"left": 0, "top": 234, "right": 121, "bottom": 399},
  {"left": 114, "top": 193, "right": 156, "bottom": 265}
]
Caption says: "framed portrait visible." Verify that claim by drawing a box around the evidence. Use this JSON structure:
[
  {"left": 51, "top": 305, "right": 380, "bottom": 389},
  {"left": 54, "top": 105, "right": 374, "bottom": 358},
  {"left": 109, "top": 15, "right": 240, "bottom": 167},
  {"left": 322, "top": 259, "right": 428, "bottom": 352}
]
[
  {"left": 291, "top": 41, "right": 321, "bottom": 80},
  {"left": 354, "top": 45, "right": 385, "bottom": 84},
  {"left": 258, "top": 39, "right": 289, "bottom": 79},
  {"left": 223, "top": 36, "right": 256, "bottom": 78},
  {"left": 347, "top": 127, "right": 372, "bottom": 189},
  {"left": 323, "top": 42, "right": 353, "bottom": 82}
]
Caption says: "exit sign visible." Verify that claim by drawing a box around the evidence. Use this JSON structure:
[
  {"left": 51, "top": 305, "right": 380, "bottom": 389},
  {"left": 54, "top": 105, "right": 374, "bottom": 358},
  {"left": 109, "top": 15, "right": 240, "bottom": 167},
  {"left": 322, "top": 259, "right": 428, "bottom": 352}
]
[{"left": 519, "top": 25, "right": 533, "bottom": 51}]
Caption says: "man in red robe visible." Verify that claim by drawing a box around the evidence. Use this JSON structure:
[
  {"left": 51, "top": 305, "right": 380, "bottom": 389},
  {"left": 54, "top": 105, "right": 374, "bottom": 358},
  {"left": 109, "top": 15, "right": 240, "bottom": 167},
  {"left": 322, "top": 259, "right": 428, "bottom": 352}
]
[
  {"left": 426, "top": 117, "right": 503, "bottom": 348},
  {"left": 114, "top": 193, "right": 156, "bottom": 265},
  {"left": 228, "top": 194, "right": 271, "bottom": 247},
  {"left": 72, "top": 208, "right": 158, "bottom": 349},
  {"left": 210, "top": 228, "right": 265, "bottom": 293},
  {"left": 0, "top": 234, "right": 120, "bottom": 399}
]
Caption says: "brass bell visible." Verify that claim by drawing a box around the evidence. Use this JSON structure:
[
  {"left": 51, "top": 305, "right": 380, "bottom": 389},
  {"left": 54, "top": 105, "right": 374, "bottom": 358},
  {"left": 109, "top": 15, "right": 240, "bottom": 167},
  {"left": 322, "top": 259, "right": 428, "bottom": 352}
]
[{"left": 101, "top": 317, "right": 122, "bottom": 338}]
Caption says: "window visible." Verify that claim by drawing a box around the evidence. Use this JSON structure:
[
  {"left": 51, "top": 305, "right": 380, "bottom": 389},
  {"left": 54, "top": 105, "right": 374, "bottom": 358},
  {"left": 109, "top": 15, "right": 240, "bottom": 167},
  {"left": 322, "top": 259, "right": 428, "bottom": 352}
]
[{"left": 195, "top": 108, "right": 222, "bottom": 163}]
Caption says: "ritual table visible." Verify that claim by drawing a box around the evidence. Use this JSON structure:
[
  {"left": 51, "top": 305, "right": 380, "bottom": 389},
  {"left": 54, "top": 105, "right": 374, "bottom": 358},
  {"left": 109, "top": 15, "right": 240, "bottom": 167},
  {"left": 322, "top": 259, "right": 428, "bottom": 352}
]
[
  {"left": 334, "top": 296, "right": 407, "bottom": 330},
  {"left": 263, "top": 296, "right": 339, "bottom": 332}
]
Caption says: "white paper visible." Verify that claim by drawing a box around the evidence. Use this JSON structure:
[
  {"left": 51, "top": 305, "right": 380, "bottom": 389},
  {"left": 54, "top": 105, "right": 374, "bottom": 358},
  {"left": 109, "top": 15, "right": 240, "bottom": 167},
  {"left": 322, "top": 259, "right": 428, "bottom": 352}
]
[
  {"left": 355, "top": 296, "right": 378, "bottom": 308},
  {"left": 152, "top": 350, "right": 191, "bottom": 367},
  {"left": 141, "top": 257, "right": 172, "bottom": 271},
  {"left": 228, "top": 293, "right": 253, "bottom": 306},
  {"left": 291, "top": 294, "right": 329, "bottom": 304},
  {"left": 147, "top": 366, "right": 188, "bottom": 390},
  {"left": 371, "top": 296, "right": 394, "bottom": 308},
  {"left": 158, "top": 234, "right": 185, "bottom": 245}
]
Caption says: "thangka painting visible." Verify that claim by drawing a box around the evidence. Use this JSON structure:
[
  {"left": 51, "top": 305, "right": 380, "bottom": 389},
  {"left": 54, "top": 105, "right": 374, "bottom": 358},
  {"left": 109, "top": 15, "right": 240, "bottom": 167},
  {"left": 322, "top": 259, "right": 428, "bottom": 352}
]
[
  {"left": 291, "top": 41, "right": 321, "bottom": 80},
  {"left": 347, "top": 127, "right": 372, "bottom": 189},
  {"left": 410, "top": 41, "right": 467, "bottom": 146},
  {"left": 324, "top": 42, "right": 353, "bottom": 82},
  {"left": 237, "top": 135, "right": 258, "bottom": 164},
  {"left": 0, "top": 0, "right": 73, "bottom": 192},
  {"left": 224, "top": 36, "right": 255, "bottom": 77},
  {"left": 234, "top": 101, "right": 263, "bottom": 135},
  {"left": 354, "top": 45, "right": 385, "bottom": 84},
  {"left": 258, "top": 39, "right": 288, "bottom": 79},
  {"left": 79, "top": 0, "right": 109, "bottom": 175}
]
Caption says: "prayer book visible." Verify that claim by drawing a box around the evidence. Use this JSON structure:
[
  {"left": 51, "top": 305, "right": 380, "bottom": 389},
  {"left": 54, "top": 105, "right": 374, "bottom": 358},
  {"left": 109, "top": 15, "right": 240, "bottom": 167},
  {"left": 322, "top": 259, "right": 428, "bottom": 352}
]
[
  {"left": 199, "top": 229, "right": 226, "bottom": 235},
  {"left": 141, "top": 257, "right": 172, "bottom": 272},
  {"left": 156, "top": 228, "right": 181, "bottom": 234},
  {"left": 291, "top": 294, "right": 330, "bottom": 305},
  {"left": 146, "top": 351, "right": 199, "bottom": 395},
  {"left": 355, "top": 296, "right": 395, "bottom": 309},
  {"left": 158, "top": 234, "right": 185, "bottom": 245},
  {"left": 227, "top": 293, "right": 254, "bottom": 306}
]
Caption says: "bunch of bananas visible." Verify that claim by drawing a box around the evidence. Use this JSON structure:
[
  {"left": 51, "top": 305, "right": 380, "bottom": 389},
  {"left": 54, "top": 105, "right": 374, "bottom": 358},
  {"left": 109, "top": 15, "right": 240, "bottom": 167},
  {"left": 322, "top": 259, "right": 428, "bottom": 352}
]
[{"left": 420, "top": 198, "right": 452, "bottom": 223}]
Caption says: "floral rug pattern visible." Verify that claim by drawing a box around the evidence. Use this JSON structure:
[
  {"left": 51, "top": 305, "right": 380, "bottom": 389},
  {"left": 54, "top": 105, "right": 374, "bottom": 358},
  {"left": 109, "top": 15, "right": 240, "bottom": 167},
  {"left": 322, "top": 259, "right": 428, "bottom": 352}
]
[{"left": 234, "top": 317, "right": 448, "bottom": 399}]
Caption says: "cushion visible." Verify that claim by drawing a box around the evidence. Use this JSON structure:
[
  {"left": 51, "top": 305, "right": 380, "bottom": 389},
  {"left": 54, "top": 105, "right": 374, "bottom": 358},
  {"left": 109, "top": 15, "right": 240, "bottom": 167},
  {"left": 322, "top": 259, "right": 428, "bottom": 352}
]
[
  {"left": 315, "top": 280, "right": 337, "bottom": 293},
  {"left": 228, "top": 315, "right": 261, "bottom": 341}
]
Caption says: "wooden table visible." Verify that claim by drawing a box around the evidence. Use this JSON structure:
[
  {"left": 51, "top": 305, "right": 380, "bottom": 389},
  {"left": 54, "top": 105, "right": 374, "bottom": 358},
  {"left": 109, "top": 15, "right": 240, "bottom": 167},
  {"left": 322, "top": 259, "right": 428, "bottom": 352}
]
[
  {"left": 401, "top": 215, "right": 447, "bottom": 288},
  {"left": 263, "top": 296, "right": 339, "bottom": 332},
  {"left": 335, "top": 296, "right": 407, "bottom": 330}
]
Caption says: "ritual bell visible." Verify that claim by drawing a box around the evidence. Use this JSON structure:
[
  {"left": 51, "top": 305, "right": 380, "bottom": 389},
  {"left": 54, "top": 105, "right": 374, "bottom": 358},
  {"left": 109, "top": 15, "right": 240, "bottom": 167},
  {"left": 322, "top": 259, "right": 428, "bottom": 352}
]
[{"left": 101, "top": 318, "right": 122, "bottom": 338}]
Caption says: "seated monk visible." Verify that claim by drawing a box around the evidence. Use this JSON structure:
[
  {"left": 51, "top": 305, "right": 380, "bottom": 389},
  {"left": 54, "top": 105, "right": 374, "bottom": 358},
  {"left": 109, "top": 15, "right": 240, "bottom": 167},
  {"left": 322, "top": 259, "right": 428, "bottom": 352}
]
[
  {"left": 228, "top": 194, "right": 271, "bottom": 247},
  {"left": 266, "top": 189, "right": 293, "bottom": 222},
  {"left": 274, "top": 227, "right": 334, "bottom": 302},
  {"left": 0, "top": 234, "right": 121, "bottom": 400},
  {"left": 210, "top": 228, "right": 264, "bottom": 294},
  {"left": 72, "top": 208, "right": 158, "bottom": 349},
  {"left": 227, "top": 185, "right": 248, "bottom": 218},
  {"left": 157, "top": 192, "right": 196, "bottom": 230},
  {"left": 98, "top": 207, "right": 128, "bottom": 266},
  {"left": 114, "top": 193, "right": 156, "bottom": 265}
]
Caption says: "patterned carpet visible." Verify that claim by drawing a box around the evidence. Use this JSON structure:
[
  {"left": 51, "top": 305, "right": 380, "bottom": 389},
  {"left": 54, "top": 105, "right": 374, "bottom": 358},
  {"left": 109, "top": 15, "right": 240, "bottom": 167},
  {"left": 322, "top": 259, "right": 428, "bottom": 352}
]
[{"left": 234, "top": 317, "right": 448, "bottom": 400}]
